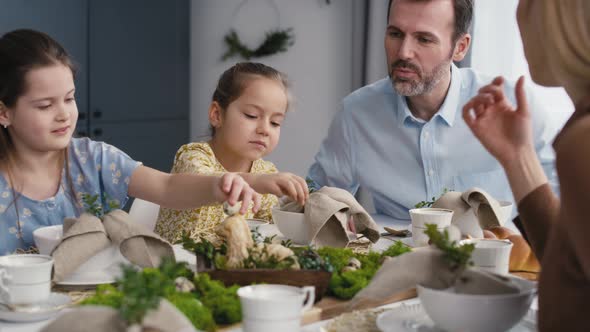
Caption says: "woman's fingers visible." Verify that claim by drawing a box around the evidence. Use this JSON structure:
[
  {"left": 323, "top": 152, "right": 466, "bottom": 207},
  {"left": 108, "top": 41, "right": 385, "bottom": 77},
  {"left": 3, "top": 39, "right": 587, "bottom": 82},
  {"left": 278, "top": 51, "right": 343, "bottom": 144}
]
[
  {"left": 515, "top": 76, "right": 529, "bottom": 115},
  {"left": 478, "top": 84, "right": 506, "bottom": 103}
]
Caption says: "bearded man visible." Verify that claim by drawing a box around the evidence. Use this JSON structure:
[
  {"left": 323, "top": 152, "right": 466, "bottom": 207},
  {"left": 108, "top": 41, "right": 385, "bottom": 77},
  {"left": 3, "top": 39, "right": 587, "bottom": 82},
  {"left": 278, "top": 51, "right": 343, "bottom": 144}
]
[{"left": 307, "top": 0, "right": 559, "bottom": 222}]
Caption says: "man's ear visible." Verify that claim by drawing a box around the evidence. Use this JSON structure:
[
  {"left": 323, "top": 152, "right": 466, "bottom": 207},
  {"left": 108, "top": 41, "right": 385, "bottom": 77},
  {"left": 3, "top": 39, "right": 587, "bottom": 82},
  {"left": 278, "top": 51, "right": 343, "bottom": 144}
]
[
  {"left": 208, "top": 101, "right": 223, "bottom": 129},
  {"left": 0, "top": 102, "right": 11, "bottom": 128},
  {"left": 452, "top": 33, "right": 472, "bottom": 62}
]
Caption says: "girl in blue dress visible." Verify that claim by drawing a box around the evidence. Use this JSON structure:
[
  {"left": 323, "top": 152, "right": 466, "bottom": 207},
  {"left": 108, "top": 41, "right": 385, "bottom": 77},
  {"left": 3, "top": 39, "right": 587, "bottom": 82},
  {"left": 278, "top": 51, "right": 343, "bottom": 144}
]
[{"left": 0, "top": 29, "right": 267, "bottom": 254}]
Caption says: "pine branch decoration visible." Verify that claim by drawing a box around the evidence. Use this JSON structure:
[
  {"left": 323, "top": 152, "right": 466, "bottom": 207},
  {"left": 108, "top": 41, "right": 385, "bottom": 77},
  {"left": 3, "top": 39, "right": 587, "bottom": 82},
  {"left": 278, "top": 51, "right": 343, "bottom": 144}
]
[{"left": 222, "top": 28, "right": 294, "bottom": 61}]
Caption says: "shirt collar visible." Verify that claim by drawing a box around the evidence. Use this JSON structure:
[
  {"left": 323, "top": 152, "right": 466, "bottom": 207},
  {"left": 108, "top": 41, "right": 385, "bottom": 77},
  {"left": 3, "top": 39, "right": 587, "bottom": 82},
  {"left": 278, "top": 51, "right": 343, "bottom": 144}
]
[{"left": 395, "top": 62, "right": 463, "bottom": 127}]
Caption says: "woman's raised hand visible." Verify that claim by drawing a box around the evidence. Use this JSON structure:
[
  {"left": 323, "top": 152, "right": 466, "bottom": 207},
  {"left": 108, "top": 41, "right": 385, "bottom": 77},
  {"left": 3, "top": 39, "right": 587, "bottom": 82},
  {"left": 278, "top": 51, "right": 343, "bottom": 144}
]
[
  {"left": 462, "top": 76, "right": 535, "bottom": 166},
  {"left": 215, "top": 173, "right": 261, "bottom": 214}
]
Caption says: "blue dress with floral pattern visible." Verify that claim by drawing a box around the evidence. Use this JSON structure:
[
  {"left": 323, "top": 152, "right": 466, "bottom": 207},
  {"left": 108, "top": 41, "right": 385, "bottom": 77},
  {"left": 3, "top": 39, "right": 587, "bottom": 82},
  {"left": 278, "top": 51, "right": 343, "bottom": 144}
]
[{"left": 0, "top": 138, "right": 141, "bottom": 255}]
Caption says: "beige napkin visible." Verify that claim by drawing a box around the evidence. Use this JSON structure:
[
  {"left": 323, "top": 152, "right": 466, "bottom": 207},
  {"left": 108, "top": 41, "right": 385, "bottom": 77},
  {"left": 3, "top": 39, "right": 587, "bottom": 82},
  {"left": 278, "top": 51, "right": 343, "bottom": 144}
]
[
  {"left": 349, "top": 247, "right": 520, "bottom": 310},
  {"left": 432, "top": 187, "right": 505, "bottom": 238},
  {"left": 51, "top": 209, "right": 174, "bottom": 282},
  {"left": 349, "top": 247, "right": 462, "bottom": 309},
  {"left": 282, "top": 186, "right": 380, "bottom": 248},
  {"left": 40, "top": 299, "right": 196, "bottom": 332},
  {"left": 103, "top": 209, "right": 174, "bottom": 268}
]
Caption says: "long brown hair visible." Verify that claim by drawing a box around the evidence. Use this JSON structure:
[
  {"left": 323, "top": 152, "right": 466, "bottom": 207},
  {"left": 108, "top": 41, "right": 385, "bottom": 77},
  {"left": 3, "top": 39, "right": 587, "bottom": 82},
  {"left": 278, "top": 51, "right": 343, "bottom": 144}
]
[{"left": 0, "top": 29, "right": 80, "bottom": 237}]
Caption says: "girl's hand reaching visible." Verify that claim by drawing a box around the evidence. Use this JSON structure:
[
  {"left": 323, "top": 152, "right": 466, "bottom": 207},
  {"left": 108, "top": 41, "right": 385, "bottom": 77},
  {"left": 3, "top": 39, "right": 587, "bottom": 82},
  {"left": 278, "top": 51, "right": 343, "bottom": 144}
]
[
  {"left": 462, "top": 76, "right": 536, "bottom": 167},
  {"left": 215, "top": 173, "right": 261, "bottom": 215},
  {"left": 248, "top": 172, "right": 309, "bottom": 206}
]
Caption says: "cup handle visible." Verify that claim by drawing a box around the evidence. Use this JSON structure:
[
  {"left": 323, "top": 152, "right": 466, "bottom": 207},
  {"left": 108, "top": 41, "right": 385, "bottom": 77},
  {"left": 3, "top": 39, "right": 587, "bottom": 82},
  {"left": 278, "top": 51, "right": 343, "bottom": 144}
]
[
  {"left": 301, "top": 286, "right": 315, "bottom": 312},
  {"left": 0, "top": 268, "right": 11, "bottom": 303}
]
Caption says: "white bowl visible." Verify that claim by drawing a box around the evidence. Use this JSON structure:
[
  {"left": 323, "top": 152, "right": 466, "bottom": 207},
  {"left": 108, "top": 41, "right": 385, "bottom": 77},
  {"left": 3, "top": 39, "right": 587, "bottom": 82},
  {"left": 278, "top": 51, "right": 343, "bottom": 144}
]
[
  {"left": 246, "top": 218, "right": 269, "bottom": 230},
  {"left": 271, "top": 208, "right": 309, "bottom": 244},
  {"left": 417, "top": 276, "right": 536, "bottom": 332},
  {"left": 497, "top": 200, "right": 514, "bottom": 226},
  {"left": 33, "top": 225, "right": 63, "bottom": 255}
]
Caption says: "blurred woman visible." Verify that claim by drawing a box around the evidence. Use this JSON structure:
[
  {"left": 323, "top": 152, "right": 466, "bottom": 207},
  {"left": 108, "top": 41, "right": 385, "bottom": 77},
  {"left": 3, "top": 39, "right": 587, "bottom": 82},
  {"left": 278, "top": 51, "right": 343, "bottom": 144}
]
[{"left": 462, "top": 1, "right": 590, "bottom": 330}]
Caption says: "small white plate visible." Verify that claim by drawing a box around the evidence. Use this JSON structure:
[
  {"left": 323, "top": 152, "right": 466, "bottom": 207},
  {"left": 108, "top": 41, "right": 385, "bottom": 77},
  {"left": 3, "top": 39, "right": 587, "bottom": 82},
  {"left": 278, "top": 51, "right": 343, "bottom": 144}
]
[
  {"left": 56, "top": 244, "right": 196, "bottom": 286},
  {"left": 56, "top": 259, "right": 124, "bottom": 286},
  {"left": 0, "top": 293, "right": 71, "bottom": 322},
  {"left": 376, "top": 303, "right": 537, "bottom": 332}
]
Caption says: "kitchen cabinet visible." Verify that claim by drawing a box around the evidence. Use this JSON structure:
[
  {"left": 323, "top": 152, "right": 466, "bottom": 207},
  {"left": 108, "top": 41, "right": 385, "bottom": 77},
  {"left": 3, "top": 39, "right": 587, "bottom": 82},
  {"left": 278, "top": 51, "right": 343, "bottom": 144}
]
[{"left": 0, "top": 0, "right": 189, "bottom": 172}]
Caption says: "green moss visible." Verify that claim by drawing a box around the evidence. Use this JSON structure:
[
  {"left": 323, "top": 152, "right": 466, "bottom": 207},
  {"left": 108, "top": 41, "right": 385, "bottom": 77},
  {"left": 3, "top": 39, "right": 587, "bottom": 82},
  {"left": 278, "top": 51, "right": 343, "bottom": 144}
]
[
  {"left": 167, "top": 293, "right": 217, "bottom": 332},
  {"left": 193, "top": 274, "right": 242, "bottom": 325}
]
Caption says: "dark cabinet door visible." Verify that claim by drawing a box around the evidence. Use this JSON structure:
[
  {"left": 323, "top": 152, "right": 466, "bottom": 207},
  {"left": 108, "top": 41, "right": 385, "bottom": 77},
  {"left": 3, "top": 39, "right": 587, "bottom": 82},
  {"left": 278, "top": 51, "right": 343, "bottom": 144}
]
[
  {"left": 92, "top": 120, "right": 188, "bottom": 172},
  {"left": 0, "top": 0, "right": 89, "bottom": 135},
  {"left": 88, "top": 0, "right": 189, "bottom": 171},
  {"left": 88, "top": 0, "right": 189, "bottom": 122},
  {"left": 0, "top": 0, "right": 190, "bottom": 173}
]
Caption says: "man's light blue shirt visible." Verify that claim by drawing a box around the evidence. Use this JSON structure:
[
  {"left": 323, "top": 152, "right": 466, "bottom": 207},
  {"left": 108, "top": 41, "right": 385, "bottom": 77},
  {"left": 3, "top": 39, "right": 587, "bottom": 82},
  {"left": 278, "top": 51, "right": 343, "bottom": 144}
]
[{"left": 308, "top": 64, "right": 559, "bottom": 221}]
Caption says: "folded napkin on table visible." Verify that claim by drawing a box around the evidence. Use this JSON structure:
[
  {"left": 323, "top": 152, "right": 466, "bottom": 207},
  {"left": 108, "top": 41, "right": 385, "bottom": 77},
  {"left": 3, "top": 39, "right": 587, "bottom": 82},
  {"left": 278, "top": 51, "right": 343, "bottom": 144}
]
[
  {"left": 282, "top": 186, "right": 380, "bottom": 248},
  {"left": 51, "top": 209, "right": 174, "bottom": 282},
  {"left": 349, "top": 246, "right": 521, "bottom": 310},
  {"left": 432, "top": 187, "right": 507, "bottom": 238},
  {"left": 41, "top": 298, "right": 196, "bottom": 332}
]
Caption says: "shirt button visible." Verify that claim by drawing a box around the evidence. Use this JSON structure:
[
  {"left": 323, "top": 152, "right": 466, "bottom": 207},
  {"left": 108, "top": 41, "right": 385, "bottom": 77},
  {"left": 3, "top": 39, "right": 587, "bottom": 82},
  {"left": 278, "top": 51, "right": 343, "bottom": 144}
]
[
  {"left": 428, "top": 169, "right": 434, "bottom": 176},
  {"left": 424, "top": 131, "right": 430, "bottom": 139}
]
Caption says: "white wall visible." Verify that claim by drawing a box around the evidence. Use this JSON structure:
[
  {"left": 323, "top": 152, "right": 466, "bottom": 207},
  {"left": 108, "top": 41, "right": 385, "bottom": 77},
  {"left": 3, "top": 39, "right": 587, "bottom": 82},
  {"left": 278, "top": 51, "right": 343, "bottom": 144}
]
[
  {"left": 471, "top": 0, "right": 573, "bottom": 134},
  {"left": 190, "top": 0, "right": 360, "bottom": 176}
]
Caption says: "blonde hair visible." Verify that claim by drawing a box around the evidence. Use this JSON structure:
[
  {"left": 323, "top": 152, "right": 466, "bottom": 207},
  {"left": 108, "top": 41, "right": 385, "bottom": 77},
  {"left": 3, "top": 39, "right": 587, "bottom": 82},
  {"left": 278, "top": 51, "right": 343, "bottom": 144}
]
[{"left": 536, "top": 1, "right": 590, "bottom": 88}]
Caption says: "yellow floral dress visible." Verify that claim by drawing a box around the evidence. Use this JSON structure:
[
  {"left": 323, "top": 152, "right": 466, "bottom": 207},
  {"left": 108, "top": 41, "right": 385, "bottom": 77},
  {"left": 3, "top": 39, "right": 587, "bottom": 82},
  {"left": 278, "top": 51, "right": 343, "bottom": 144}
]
[{"left": 155, "top": 142, "right": 278, "bottom": 243}]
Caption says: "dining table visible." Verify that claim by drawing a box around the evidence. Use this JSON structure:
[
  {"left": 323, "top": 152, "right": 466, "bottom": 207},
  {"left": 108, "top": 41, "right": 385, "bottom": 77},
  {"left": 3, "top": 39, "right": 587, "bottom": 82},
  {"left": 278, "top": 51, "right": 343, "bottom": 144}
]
[{"left": 0, "top": 214, "right": 536, "bottom": 332}]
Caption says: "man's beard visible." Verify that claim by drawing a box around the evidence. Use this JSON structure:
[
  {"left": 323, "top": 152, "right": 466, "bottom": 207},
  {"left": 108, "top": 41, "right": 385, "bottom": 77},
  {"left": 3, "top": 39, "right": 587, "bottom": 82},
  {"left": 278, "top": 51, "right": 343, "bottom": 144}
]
[{"left": 389, "top": 58, "right": 450, "bottom": 96}]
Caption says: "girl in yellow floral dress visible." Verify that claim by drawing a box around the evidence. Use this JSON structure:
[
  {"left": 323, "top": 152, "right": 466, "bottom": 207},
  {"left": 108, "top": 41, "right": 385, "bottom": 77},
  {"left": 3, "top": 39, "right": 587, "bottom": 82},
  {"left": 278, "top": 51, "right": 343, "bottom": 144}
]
[{"left": 155, "top": 62, "right": 308, "bottom": 243}]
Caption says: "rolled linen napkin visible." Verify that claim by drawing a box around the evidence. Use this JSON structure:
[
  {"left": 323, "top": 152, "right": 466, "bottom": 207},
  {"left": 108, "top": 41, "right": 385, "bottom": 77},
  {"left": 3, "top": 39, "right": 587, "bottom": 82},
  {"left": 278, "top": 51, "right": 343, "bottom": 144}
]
[
  {"left": 51, "top": 209, "right": 174, "bottom": 282},
  {"left": 40, "top": 299, "right": 197, "bottom": 332},
  {"left": 51, "top": 213, "right": 111, "bottom": 282},
  {"left": 349, "top": 247, "right": 521, "bottom": 310},
  {"left": 103, "top": 209, "right": 174, "bottom": 268},
  {"left": 432, "top": 187, "right": 507, "bottom": 238},
  {"left": 349, "top": 247, "right": 462, "bottom": 310},
  {"left": 282, "top": 186, "right": 380, "bottom": 248}
]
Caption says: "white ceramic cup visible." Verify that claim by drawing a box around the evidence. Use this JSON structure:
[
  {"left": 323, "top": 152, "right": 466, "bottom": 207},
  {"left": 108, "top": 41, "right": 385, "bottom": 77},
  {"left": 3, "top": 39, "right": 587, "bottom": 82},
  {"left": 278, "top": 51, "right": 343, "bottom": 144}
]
[
  {"left": 0, "top": 254, "right": 53, "bottom": 304},
  {"left": 460, "top": 238, "right": 514, "bottom": 275},
  {"left": 237, "top": 284, "right": 315, "bottom": 332},
  {"left": 409, "top": 208, "right": 454, "bottom": 247}
]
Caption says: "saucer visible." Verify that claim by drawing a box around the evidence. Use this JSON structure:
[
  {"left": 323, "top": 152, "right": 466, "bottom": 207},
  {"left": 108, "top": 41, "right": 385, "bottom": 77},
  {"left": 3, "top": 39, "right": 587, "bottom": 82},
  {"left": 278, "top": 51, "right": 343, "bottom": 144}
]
[
  {"left": 376, "top": 303, "right": 537, "bottom": 332},
  {"left": 0, "top": 292, "right": 71, "bottom": 322}
]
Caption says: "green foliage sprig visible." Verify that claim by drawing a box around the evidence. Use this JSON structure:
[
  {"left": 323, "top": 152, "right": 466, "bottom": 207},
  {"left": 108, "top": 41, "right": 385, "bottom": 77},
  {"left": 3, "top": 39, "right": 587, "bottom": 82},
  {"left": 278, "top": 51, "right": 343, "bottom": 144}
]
[
  {"left": 221, "top": 28, "right": 294, "bottom": 60},
  {"left": 316, "top": 241, "right": 411, "bottom": 299},
  {"left": 81, "top": 193, "right": 120, "bottom": 218},
  {"left": 306, "top": 177, "right": 318, "bottom": 194},
  {"left": 82, "top": 259, "right": 193, "bottom": 326},
  {"left": 424, "top": 223, "right": 474, "bottom": 271},
  {"left": 414, "top": 188, "right": 451, "bottom": 208}
]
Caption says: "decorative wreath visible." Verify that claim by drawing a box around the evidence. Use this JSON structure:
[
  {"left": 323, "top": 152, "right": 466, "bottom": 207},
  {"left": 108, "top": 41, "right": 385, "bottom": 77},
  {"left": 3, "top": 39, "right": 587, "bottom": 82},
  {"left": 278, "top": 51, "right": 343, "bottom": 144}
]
[
  {"left": 221, "top": 0, "right": 295, "bottom": 61},
  {"left": 221, "top": 28, "right": 295, "bottom": 61}
]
